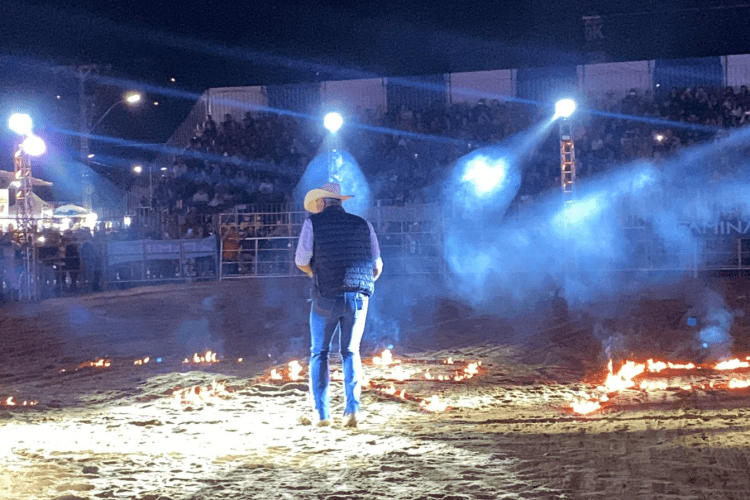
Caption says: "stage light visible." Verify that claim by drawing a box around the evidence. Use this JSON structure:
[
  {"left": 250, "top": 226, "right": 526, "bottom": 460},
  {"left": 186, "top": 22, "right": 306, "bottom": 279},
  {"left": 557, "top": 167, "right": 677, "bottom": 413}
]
[
  {"left": 133, "top": 165, "right": 143, "bottom": 174},
  {"left": 8, "top": 113, "right": 33, "bottom": 136},
  {"left": 462, "top": 155, "right": 506, "bottom": 197},
  {"left": 555, "top": 99, "right": 577, "bottom": 119},
  {"left": 20, "top": 135, "right": 46, "bottom": 157},
  {"left": 125, "top": 92, "right": 142, "bottom": 104},
  {"left": 324, "top": 112, "right": 343, "bottom": 133}
]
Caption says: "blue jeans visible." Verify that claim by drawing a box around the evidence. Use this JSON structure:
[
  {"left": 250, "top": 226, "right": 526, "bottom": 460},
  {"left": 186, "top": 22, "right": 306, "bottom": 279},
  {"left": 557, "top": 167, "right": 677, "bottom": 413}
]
[{"left": 309, "top": 291, "right": 369, "bottom": 420}]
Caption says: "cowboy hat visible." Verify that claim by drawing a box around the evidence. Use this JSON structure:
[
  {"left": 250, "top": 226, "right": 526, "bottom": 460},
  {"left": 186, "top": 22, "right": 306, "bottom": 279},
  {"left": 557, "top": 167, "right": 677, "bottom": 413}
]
[{"left": 304, "top": 182, "right": 353, "bottom": 213}]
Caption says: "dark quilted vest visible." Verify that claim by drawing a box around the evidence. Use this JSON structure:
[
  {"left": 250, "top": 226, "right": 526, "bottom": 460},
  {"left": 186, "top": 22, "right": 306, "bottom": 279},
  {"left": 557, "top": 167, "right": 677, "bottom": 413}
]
[{"left": 310, "top": 205, "right": 374, "bottom": 297}]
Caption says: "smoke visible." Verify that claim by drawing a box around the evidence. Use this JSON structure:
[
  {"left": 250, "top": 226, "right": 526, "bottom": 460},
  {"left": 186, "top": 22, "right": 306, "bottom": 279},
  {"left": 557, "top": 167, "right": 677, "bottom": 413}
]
[
  {"left": 176, "top": 295, "right": 224, "bottom": 357},
  {"left": 692, "top": 289, "right": 736, "bottom": 359},
  {"left": 434, "top": 124, "right": 750, "bottom": 355},
  {"left": 295, "top": 150, "right": 371, "bottom": 217}
]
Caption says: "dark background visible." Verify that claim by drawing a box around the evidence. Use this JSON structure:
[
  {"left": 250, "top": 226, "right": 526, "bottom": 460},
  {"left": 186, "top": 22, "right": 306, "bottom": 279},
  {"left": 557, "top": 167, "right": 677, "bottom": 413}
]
[{"left": 1, "top": 0, "right": 750, "bottom": 193}]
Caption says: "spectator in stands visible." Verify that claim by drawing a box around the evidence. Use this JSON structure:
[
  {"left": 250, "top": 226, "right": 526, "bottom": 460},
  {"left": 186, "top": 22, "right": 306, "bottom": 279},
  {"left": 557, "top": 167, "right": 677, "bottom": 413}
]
[{"left": 295, "top": 182, "right": 383, "bottom": 428}]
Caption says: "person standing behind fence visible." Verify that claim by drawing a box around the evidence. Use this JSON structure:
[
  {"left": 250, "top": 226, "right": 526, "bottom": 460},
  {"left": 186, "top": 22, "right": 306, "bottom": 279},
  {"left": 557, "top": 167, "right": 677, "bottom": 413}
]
[{"left": 295, "top": 182, "right": 383, "bottom": 428}]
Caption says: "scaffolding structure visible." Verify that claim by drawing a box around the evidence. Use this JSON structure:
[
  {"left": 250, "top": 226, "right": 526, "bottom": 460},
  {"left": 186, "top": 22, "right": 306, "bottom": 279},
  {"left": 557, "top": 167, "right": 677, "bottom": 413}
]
[
  {"left": 559, "top": 120, "right": 576, "bottom": 201},
  {"left": 13, "top": 146, "right": 37, "bottom": 301}
]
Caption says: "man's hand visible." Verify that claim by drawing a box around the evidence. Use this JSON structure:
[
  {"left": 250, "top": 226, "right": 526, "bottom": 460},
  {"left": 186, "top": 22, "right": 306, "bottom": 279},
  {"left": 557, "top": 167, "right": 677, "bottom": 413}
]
[
  {"left": 297, "top": 263, "right": 313, "bottom": 278},
  {"left": 373, "top": 257, "right": 383, "bottom": 281}
]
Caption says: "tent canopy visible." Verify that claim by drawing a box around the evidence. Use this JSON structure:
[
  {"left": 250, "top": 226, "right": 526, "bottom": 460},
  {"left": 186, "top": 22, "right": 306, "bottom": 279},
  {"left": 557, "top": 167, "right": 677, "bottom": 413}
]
[
  {"left": 54, "top": 204, "right": 89, "bottom": 217},
  {"left": 7, "top": 193, "right": 54, "bottom": 218}
]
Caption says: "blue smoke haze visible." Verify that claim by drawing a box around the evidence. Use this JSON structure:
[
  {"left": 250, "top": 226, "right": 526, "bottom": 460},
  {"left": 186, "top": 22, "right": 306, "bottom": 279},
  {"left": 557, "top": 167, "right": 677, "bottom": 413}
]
[
  {"left": 295, "top": 150, "right": 371, "bottom": 217},
  {"left": 432, "top": 125, "right": 750, "bottom": 356}
]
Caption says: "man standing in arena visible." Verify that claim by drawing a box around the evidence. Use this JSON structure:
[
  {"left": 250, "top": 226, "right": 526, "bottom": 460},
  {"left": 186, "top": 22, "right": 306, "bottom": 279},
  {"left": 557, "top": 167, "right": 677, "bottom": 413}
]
[{"left": 295, "top": 182, "right": 383, "bottom": 428}]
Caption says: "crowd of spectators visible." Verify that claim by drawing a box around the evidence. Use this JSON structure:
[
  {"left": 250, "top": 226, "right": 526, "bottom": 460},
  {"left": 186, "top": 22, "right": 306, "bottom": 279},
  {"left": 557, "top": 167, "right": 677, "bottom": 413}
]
[{"left": 138, "top": 85, "right": 749, "bottom": 217}]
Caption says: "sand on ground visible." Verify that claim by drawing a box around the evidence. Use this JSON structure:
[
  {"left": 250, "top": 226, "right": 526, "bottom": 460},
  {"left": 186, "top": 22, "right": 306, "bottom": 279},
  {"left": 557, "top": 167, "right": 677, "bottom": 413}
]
[{"left": 2, "top": 277, "right": 750, "bottom": 500}]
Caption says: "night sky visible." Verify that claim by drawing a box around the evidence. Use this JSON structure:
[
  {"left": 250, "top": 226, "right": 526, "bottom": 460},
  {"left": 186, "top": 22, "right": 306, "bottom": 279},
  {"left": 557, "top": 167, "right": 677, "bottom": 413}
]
[{"left": 2, "top": 0, "right": 750, "bottom": 173}]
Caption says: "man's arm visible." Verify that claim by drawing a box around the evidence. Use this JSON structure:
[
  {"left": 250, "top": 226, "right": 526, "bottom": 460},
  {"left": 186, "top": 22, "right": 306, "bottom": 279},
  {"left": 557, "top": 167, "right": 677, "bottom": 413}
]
[
  {"left": 368, "top": 221, "right": 383, "bottom": 281},
  {"left": 373, "top": 256, "right": 383, "bottom": 281},
  {"left": 295, "top": 219, "right": 314, "bottom": 278}
]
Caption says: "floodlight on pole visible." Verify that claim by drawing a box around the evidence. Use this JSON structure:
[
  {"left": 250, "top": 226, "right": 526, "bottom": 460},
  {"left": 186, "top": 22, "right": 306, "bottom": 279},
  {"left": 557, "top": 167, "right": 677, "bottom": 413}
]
[
  {"left": 20, "top": 135, "right": 46, "bottom": 157},
  {"left": 125, "top": 92, "right": 141, "bottom": 104},
  {"left": 554, "top": 99, "right": 577, "bottom": 119},
  {"left": 90, "top": 91, "right": 143, "bottom": 133},
  {"left": 8, "top": 113, "right": 34, "bottom": 136},
  {"left": 324, "top": 112, "right": 343, "bottom": 133},
  {"left": 8, "top": 113, "right": 44, "bottom": 301}
]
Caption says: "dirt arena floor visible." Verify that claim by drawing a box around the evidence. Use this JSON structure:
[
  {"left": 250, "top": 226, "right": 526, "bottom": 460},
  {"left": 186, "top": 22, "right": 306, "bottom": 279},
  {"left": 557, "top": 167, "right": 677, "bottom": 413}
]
[{"left": 2, "top": 276, "right": 750, "bottom": 500}]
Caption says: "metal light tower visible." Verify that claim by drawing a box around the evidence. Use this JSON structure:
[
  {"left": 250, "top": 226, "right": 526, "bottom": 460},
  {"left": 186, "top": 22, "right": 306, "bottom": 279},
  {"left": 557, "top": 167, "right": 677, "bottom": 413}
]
[
  {"left": 555, "top": 99, "right": 577, "bottom": 202},
  {"left": 8, "top": 114, "right": 46, "bottom": 301},
  {"left": 323, "top": 112, "right": 344, "bottom": 183}
]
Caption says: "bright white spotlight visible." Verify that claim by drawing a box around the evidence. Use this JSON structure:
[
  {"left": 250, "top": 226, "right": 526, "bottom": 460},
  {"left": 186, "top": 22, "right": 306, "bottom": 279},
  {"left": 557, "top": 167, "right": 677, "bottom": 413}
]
[
  {"left": 20, "top": 135, "right": 46, "bottom": 156},
  {"left": 323, "top": 112, "right": 343, "bottom": 133},
  {"left": 555, "top": 99, "right": 577, "bottom": 119},
  {"left": 125, "top": 92, "right": 142, "bottom": 104},
  {"left": 462, "top": 156, "right": 506, "bottom": 196},
  {"left": 133, "top": 165, "right": 143, "bottom": 174},
  {"left": 84, "top": 212, "right": 98, "bottom": 229},
  {"left": 8, "top": 113, "right": 33, "bottom": 136}
]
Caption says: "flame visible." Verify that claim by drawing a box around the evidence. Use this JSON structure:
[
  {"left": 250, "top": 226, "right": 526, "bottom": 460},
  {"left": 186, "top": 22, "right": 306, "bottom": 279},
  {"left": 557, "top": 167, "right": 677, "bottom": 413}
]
[
  {"left": 270, "top": 369, "right": 282, "bottom": 380},
  {"left": 570, "top": 399, "right": 601, "bottom": 414},
  {"left": 445, "top": 357, "right": 453, "bottom": 365},
  {"left": 373, "top": 349, "right": 394, "bottom": 366},
  {"left": 571, "top": 354, "right": 750, "bottom": 414},
  {"left": 715, "top": 358, "right": 750, "bottom": 370},
  {"left": 420, "top": 395, "right": 448, "bottom": 412},
  {"left": 134, "top": 356, "right": 150, "bottom": 366},
  {"left": 183, "top": 350, "right": 219, "bottom": 364},
  {"left": 2, "top": 396, "right": 38, "bottom": 406},
  {"left": 668, "top": 362, "right": 696, "bottom": 370},
  {"left": 173, "top": 379, "right": 230, "bottom": 406},
  {"left": 647, "top": 359, "right": 667, "bottom": 373},
  {"left": 598, "top": 360, "right": 645, "bottom": 393},
  {"left": 288, "top": 360, "right": 303, "bottom": 381},
  {"left": 640, "top": 380, "right": 668, "bottom": 391},
  {"left": 77, "top": 358, "right": 111, "bottom": 370},
  {"left": 424, "top": 370, "right": 433, "bottom": 380}
]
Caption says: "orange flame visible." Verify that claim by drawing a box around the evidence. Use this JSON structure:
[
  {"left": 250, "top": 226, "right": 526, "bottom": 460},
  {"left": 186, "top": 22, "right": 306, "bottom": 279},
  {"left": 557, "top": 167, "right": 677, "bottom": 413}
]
[
  {"left": 173, "top": 379, "right": 229, "bottom": 406},
  {"left": 570, "top": 399, "right": 601, "bottom": 414},
  {"left": 288, "top": 360, "right": 303, "bottom": 381},
  {"left": 372, "top": 349, "right": 394, "bottom": 367},
  {"left": 598, "top": 360, "right": 645, "bottom": 393},
  {"left": 77, "top": 358, "right": 111, "bottom": 370},
  {"left": 420, "top": 395, "right": 448, "bottom": 412},
  {"left": 134, "top": 356, "right": 150, "bottom": 366},
  {"left": 728, "top": 379, "right": 750, "bottom": 389},
  {"left": 2, "top": 396, "right": 38, "bottom": 406},
  {"left": 715, "top": 358, "right": 750, "bottom": 370},
  {"left": 182, "top": 350, "right": 219, "bottom": 364}
]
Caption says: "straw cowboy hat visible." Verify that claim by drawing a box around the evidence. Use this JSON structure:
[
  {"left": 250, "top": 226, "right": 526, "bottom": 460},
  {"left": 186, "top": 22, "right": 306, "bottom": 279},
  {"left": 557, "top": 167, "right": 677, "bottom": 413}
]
[{"left": 304, "top": 182, "right": 353, "bottom": 213}]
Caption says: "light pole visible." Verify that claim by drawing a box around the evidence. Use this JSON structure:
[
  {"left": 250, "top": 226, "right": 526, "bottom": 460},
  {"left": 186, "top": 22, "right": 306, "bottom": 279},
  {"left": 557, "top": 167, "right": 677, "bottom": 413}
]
[
  {"left": 8, "top": 113, "right": 46, "bottom": 301},
  {"left": 323, "top": 112, "right": 344, "bottom": 183},
  {"left": 81, "top": 91, "right": 142, "bottom": 210},
  {"left": 554, "top": 98, "right": 577, "bottom": 202}
]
